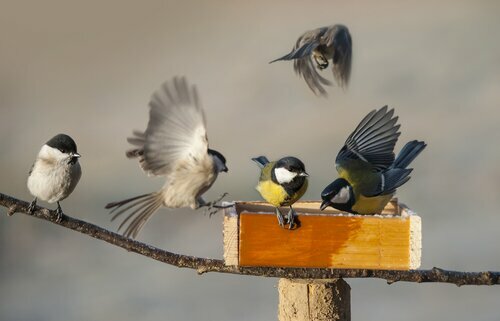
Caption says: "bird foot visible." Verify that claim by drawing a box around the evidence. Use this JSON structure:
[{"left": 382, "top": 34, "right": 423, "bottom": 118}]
[
  {"left": 55, "top": 202, "right": 63, "bottom": 223},
  {"left": 27, "top": 198, "right": 37, "bottom": 214},
  {"left": 314, "top": 55, "right": 329, "bottom": 70},
  {"left": 286, "top": 207, "right": 297, "bottom": 230},
  {"left": 275, "top": 207, "right": 286, "bottom": 228},
  {"left": 204, "top": 193, "right": 233, "bottom": 217},
  {"left": 317, "top": 62, "right": 328, "bottom": 70}
]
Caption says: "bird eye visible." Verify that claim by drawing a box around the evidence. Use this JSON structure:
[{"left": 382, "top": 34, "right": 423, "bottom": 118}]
[{"left": 59, "top": 149, "right": 66, "bottom": 153}]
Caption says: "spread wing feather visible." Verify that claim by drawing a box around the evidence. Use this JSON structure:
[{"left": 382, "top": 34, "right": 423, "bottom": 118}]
[
  {"left": 363, "top": 139, "right": 426, "bottom": 197},
  {"left": 271, "top": 27, "right": 331, "bottom": 95},
  {"left": 126, "top": 77, "right": 208, "bottom": 177},
  {"left": 270, "top": 24, "right": 352, "bottom": 95},
  {"left": 336, "top": 106, "right": 400, "bottom": 172},
  {"left": 270, "top": 28, "right": 325, "bottom": 62},
  {"left": 323, "top": 24, "right": 352, "bottom": 88}
]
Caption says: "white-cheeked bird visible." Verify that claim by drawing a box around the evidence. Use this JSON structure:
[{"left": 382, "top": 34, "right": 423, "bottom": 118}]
[{"left": 320, "top": 106, "right": 426, "bottom": 214}]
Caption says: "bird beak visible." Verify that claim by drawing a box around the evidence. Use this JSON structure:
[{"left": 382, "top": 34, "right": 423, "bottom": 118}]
[
  {"left": 299, "top": 171, "right": 309, "bottom": 177},
  {"left": 68, "top": 152, "right": 80, "bottom": 165},
  {"left": 320, "top": 200, "right": 331, "bottom": 211},
  {"left": 222, "top": 165, "right": 228, "bottom": 173}
]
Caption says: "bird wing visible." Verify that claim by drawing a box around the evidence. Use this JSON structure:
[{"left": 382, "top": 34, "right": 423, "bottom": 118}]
[
  {"left": 270, "top": 28, "right": 324, "bottom": 62},
  {"left": 360, "top": 167, "right": 411, "bottom": 197},
  {"left": 252, "top": 156, "right": 270, "bottom": 169},
  {"left": 293, "top": 56, "right": 332, "bottom": 96},
  {"left": 366, "top": 140, "right": 427, "bottom": 196},
  {"left": 321, "top": 24, "right": 352, "bottom": 88},
  {"left": 336, "top": 106, "right": 400, "bottom": 174},
  {"left": 259, "top": 161, "right": 276, "bottom": 182},
  {"left": 270, "top": 27, "right": 332, "bottom": 96},
  {"left": 126, "top": 77, "right": 209, "bottom": 177}
]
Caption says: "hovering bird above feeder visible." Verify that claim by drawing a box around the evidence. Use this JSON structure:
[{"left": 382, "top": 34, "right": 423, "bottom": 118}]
[{"left": 270, "top": 24, "right": 352, "bottom": 96}]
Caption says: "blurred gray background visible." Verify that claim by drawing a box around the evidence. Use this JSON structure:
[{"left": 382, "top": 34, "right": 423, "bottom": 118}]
[{"left": 1, "top": 0, "right": 500, "bottom": 320}]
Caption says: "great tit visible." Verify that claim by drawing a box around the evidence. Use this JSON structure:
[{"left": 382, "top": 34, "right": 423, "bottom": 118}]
[
  {"left": 27, "top": 134, "right": 82, "bottom": 222},
  {"left": 252, "top": 156, "right": 309, "bottom": 229},
  {"left": 105, "top": 77, "right": 229, "bottom": 239},
  {"left": 270, "top": 24, "right": 352, "bottom": 96},
  {"left": 320, "top": 106, "right": 426, "bottom": 214}
]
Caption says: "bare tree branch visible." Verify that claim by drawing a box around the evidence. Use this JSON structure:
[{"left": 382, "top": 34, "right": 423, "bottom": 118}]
[{"left": 1, "top": 192, "right": 499, "bottom": 286}]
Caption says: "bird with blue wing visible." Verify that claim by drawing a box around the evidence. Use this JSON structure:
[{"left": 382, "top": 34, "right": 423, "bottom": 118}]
[{"left": 320, "top": 106, "right": 426, "bottom": 214}]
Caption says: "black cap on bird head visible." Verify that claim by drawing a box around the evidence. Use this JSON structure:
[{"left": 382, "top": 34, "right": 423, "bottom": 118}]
[
  {"left": 271, "top": 156, "right": 309, "bottom": 187},
  {"left": 275, "top": 156, "right": 307, "bottom": 175},
  {"left": 208, "top": 148, "right": 228, "bottom": 172},
  {"left": 320, "top": 178, "right": 354, "bottom": 212},
  {"left": 46, "top": 134, "right": 78, "bottom": 155}
]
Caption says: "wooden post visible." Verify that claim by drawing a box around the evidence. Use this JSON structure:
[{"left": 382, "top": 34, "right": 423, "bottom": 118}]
[
  {"left": 222, "top": 201, "right": 419, "bottom": 321},
  {"left": 278, "top": 278, "right": 351, "bottom": 321}
]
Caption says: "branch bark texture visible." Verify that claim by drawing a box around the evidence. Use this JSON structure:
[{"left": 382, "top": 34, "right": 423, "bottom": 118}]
[{"left": 1, "top": 192, "right": 499, "bottom": 286}]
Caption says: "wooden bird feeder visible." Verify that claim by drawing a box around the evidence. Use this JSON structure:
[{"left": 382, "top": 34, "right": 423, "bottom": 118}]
[
  {"left": 223, "top": 199, "right": 421, "bottom": 270},
  {"left": 223, "top": 199, "right": 422, "bottom": 321}
]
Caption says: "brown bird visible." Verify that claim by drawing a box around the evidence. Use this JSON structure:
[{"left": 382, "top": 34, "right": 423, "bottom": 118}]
[
  {"left": 270, "top": 24, "right": 352, "bottom": 96},
  {"left": 105, "top": 77, "right": 228, "bottom": 239}
]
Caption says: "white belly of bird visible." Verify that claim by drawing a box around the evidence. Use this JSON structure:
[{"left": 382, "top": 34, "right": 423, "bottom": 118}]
[
  {"left": 27, "top": 160, "right": 81, "bottom": 203},
  {"left": 161, "top": 158, "right": 217, "bottom": 209}
]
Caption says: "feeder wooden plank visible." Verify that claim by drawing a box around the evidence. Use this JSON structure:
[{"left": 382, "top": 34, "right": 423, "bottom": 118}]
[
  {"left": 223, "top": 214, "right": 239, "bottom": 266},
  {"left": 223, "top": 200, "right": 421, "bottom": 270}
]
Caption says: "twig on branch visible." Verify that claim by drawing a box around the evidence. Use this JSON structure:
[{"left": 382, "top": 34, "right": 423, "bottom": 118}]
[{"left": 1, "top": 192, "right": 499, "bottom": 286}]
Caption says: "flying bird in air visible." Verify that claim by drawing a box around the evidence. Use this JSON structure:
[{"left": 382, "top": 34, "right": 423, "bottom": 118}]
[
  {"left": 270, "top": 24, "right": 352, "bottom": 96},
  {"left": 106, "top": 77, "right": 229, "bottom": 238}
]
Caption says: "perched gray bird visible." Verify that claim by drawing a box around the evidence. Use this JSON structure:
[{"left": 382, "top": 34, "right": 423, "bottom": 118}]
[
  {"left": 270, "top": 24, "right": 352, "bottom": 96},
  {"left": 27, "top": 134, "right": 82, "bottom": 222},
  {"left": 105, "top": 77, "right": 229, "bottom": 239}
]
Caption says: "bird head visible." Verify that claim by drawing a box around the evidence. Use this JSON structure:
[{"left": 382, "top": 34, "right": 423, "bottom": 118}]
[
  {"left": 320, "top": 178, "right": 353, "bottom": 211},
  {"left": 208, "top": 148, "right": 228, "bottom": 173},
  {"left": 44, "top": 134, "right": 81, "bottom": 165},
  {"left": 273, "top": 156, "right": 308, "bottom": 185}
]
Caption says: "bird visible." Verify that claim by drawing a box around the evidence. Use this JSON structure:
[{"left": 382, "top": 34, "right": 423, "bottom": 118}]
[
  {"left": 320, "top": 106, "right": 426, "bottom": 214},
  {"left": 27, "top": 134, "right": 82, "bottom": 222},
  {"left": 105, "top": 77, "right": 229, "bottom": 239},
  {"left": 270, "top": 24, "right": 352, "bottom": 96},
  {"left": 252, "top": 156, "right": 309, "bottom": 229}
]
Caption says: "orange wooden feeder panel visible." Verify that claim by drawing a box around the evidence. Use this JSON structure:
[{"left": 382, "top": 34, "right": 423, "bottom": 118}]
[{"left": 223, "top": 199, "right": 421, "bottom": 270}]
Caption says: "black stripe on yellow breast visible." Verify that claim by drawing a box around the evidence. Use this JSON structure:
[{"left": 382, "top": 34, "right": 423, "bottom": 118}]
[
  {"left": 256, "top": 162, "right": 308, "bottom": 207},
  {"left": 256, "top": 178, "right": 308, "bottom": 207}
]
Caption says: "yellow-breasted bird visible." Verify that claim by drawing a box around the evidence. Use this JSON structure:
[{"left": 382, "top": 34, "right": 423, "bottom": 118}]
[
  {"left": 252, "top": 156, "right": 309, "bottom": 229},
  {"left": 320, "top": 106, "right": 426, "bottom": 214}
]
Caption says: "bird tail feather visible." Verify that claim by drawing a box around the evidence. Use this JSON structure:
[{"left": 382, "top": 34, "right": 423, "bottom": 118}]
[
  {"left": 105, "top": 192, "right": 163, "bottom": 239},
  {"left": 391, "top": 140, "right": 427, "bottom": 169},
  {"left": 252, "top": 156, "right": 270, "bottom": 168}
]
